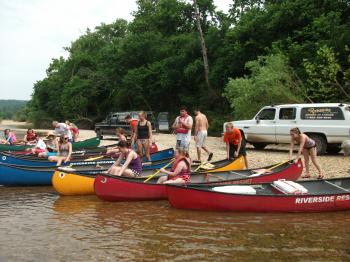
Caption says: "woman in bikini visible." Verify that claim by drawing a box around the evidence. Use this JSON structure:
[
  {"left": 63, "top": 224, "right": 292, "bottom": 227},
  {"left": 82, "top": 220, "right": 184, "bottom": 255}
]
[
  {"left": 157, "top": 148, "right": 191, "bottom": 184},
  {"left": 134, "top": 111, "right": 152, "bottom": 161},
  {"left": 289, "top": 127, "right": 324, "bottom": 179},
  {"left": 48, "top": 135, "right": 72, "bottom": 166},
  {"left": 107, "top": 140, "right": 142, "bottom": 177}
]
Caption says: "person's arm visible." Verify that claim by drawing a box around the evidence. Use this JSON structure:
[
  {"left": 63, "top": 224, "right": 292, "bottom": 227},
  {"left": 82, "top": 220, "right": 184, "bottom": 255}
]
[
  {"left": 181, "top": 118, "right": 193, "bottom": 130},
  {"left": 194, "top": 116, "right": 199, "bottom": 136},
  {"left": 107, "top": 153, "right": 123, "bottom": 173},
  {"left": 296, "top": 135, "right": 306, "bottom": 160},
  {"left": 226, "top": 142, "right": 230, "bottom": 159},
  {"left": 117, "top": 151, "right": 134, "bottom": 176},
  {"left": 235, "top": 140, "right": 242, "bottom": 157},
  {"left": 160, "top": 162, "right": 185, "bottom": 177},
  {"left": 288, "top": 139, "right": 295, "bottom": 161},
  {"left": 64, "top": 143, "right": 72, "bottom": 163},
  {"left": 172, "top": 117, "right": 179, "bottom": 129},
  {"left": 148, "top": 121, "right": 153, "bottom": 142},
  {"left": 55, "top": 140, "right": 60, "bottom": 155}
]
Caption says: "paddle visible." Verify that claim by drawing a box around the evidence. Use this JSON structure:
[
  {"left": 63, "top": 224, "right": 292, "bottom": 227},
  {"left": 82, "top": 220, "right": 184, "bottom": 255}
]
[
  {"left": 84, "top": 155, "right": 105, "bottom": 162},
  {"left": 266, "top": 159, "right": 293, "bottom": 172},
  {"left": 193, "top": 161, "right": 208, "bottom": 172},
  {"left": 143, "top": 158, "right": 175, "bottom": 183}
]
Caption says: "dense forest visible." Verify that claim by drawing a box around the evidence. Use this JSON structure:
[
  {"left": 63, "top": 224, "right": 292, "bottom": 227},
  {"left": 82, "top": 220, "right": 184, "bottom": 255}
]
[
  {"left": 26, "top": 0, "right": 350, "bottom": 131},
  {"left": 0, "top": 100, "right": 27, "bottom": 120}
]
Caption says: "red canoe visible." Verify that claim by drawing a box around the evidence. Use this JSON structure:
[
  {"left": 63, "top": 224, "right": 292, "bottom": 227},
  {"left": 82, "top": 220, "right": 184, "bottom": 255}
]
[
  {"left": 94, "top": 159, "right": 303, "bottom": 202},
  {"left": 166, "top": 177, "right": 350, "bottom": 212}
]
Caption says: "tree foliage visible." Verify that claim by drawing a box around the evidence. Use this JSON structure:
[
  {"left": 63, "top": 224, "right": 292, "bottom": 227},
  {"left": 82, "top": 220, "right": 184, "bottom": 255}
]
[{"left": 26, "top": 0, "right": 350, "bottom": 130}]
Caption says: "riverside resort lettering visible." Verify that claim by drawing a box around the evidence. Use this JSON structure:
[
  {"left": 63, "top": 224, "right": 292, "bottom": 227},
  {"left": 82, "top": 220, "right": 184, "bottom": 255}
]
[{"left": 295, "top": 194, "right": 350, "bottom": 204}]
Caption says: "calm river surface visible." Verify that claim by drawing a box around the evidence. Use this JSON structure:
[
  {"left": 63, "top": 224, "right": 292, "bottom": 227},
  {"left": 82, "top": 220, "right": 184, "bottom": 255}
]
[{"left": 0, "top": 186, "right": 349, "bottom": 261}]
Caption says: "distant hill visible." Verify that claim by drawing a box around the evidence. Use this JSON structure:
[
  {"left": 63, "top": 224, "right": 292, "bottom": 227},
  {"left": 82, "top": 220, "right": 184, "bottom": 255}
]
[{"left": 0, "top": 100, "right": 28, "bottom": 119}]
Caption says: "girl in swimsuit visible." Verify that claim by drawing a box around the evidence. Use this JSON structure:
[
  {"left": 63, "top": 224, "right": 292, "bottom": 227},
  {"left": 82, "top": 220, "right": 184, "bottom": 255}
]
[
  {"left": 289, "top": 128, "right": 324, "bottom": 179},
  {"left": 107, "top": 140, "right": 142, "bottom": 177},
  {"left": 157, "top": 148, "right": 191, "bottom": 184},
  {"left": 48, "top": 135, "right": 72, "bottom": 166},
  {"left": 134, "top": 111, "right": 153, "bottom": 161}
]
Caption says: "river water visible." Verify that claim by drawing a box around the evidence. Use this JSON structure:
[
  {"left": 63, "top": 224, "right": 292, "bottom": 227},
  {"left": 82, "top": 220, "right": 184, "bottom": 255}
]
[{"left": 0, "top": 186, "right": 349, "bottom": 261}]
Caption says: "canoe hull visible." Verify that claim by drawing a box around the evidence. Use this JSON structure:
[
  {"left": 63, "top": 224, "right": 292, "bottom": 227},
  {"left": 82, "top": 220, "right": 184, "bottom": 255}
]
[
  {"left": 166, "top": 186, "right": 350, "bottom": 212},
  {"left": 94, "top": 175, "right": 166, "bottom": 201},
  {"left": 0, "top": 137, "right": 100, "bottom": 152},
  {"left": 0, "top": 164, "right": 52, "bottom": 186},
  {"left": 52, "top": 171, "right": 95, "bottom": 196},
  {"left": 93, "top": 159, "right": 303, "bottom": 202}
]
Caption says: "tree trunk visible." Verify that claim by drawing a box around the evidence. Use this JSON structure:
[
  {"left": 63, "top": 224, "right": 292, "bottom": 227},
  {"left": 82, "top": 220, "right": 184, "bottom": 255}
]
[{"left": 193, "top": 0, "right": 217, "bottom": 99}]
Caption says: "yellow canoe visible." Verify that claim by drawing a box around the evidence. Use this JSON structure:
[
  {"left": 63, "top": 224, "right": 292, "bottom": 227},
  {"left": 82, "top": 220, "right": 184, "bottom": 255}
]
[
  {"left": 52, "top": 157, "right": 246, "bottom": 196},
  {"left": 196, "top": 156, "right": 246, "bottom": 173},
  {"left": 52, "top": 170, "right": 95, "bottom": 196}
]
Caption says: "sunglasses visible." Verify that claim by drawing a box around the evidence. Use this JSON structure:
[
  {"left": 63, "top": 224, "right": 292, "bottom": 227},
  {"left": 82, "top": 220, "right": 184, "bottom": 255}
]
[{"left": 64, "top": 137, "right": 69, "bottom": 140}]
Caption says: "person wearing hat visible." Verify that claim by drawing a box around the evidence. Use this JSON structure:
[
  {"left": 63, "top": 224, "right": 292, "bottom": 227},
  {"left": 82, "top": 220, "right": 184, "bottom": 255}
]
[{"left": 38, "top": 132, "right": 58, "bottom": 158}]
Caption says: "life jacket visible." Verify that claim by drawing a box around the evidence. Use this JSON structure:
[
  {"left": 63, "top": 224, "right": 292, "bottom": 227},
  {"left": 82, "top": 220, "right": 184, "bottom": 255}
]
[
  {"left": 171, "top": 156, "right": 190, "bottom": 175},
  {"left": 175, "top": 115, "right": 190, "bottom": 134},
  {"left": 26, "top": 132, "right": 37, "bottom": 142}
]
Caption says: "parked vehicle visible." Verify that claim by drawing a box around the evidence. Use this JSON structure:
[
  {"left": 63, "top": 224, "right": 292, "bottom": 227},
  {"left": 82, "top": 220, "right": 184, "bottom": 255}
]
[
  {"left": 224, "top": 103, "right": 350, "bottom": 154},
  {"left": 95, "top": 111, "right": 169, "bottom": 139}
]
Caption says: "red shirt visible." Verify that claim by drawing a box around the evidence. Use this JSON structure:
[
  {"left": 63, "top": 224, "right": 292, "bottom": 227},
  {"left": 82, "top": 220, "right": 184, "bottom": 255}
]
[{"left": 223, "top": 128, "right": 242, "bottom": 145}]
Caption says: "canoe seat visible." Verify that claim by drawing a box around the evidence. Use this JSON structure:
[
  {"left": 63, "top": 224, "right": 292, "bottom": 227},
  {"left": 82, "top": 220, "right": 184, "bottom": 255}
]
[
  {"left": 272, "top": 179, "right": 308, "bottom": 195},
  {"left": 212, "top": 185, "right": 256, "bottom": 195}
]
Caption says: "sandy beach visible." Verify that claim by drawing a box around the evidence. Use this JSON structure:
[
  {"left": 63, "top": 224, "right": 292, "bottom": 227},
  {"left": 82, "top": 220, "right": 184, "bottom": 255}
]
[{"left": 1, "top": 119, "right": 349, "bottom": 179}]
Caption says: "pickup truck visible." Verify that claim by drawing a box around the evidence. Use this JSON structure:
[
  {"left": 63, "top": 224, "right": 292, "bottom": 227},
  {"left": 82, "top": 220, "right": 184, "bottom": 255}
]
[
  {"left": 95, "top": 111, "right": 169, "bottom": 139},
  {"left": 224, "top": 103, "right": 350, "bottom": 155}
]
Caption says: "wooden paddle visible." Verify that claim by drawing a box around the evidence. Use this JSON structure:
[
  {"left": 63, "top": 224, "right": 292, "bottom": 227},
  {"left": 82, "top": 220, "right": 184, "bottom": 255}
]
[
  {"left": 84, "top": 155, "right": 105, "bottom": 162},
  {"left": 193, "top": 161, "right": 207, "bottom": 172},
  {"left": 266, "top": 159, "right": 293, "bottom": 172},
  {"left": 143, "top": 158, "right": 175, "bottom": 183}
]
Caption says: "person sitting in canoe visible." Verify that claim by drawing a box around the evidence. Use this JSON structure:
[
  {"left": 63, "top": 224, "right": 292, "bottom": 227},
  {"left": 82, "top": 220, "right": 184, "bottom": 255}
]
[
  {"left": 106, "top": 128, "right": 128, "bottom": 155},
  {"left": 65, "top": 120, "right": 79, "bottom": 142},
  {"left": 48, "top": 134, "right": 72, "bottom": 166},
  {"left": 157, "top": 148, "right": 191, "bottom": 184},
  {"left": 38, "top": 132, "right": 58, "bottom": 158},
  {"left": 289, "top": 127, "right": 325, "bottom": 179},
  {"left": 24, "top": 128, "right": 37, "bottom": 145},
  {"left": 1, "top": 129, "right": 17, "bottom": 145},
  {"left": 30, "top": 135, "right": 47, "bottom": 155},
  {"left": 107, "top": 140, "right": 142, "bottom": 177}
]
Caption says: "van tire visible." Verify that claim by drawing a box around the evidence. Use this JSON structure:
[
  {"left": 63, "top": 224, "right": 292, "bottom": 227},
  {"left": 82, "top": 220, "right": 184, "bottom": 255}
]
[
  {"left": 252, "top": 143, "right": 267, "bottom": 150},
  {"left": 308, "top": 134, "right": 327, "bottom": 155},
  {"left": 96, "top": 130, "right": 103, "bottom": 140},
  {"left": 327, "top": 144, "right": 342, "bottom": 154}
]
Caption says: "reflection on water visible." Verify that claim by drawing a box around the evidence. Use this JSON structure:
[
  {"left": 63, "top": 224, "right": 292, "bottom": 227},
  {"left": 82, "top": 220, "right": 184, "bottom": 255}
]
[{"left": 0, "top": 186, "right": 349, "bottom": 261}]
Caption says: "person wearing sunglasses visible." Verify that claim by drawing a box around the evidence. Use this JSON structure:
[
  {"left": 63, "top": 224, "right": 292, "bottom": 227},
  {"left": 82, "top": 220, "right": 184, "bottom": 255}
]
[{"left": 48, "top": 135, "right": 72, "bottom": 166}]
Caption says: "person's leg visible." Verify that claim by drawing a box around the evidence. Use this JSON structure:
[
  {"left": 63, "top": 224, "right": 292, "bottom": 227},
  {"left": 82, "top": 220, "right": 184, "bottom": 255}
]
[
  {"left": 302, "top": 149, "right": 310, "bottom": 178},
  {"left": 310, "top": 148, "right": 324, "bottom": 178},
  {"left": 48, "top": 156, "right": 58, "bottom": 162},
  {"left": 144, "top": 141, "right": 151, "bottom": 161},
  {"left": 196, "top": 147, "right": 201, "bottom": 162},
  {"left": 164, "top": 178, "right": 185, "bottom": 184},
  {"left": 176, "top": 140, "right": 181, "bottom": 149},
  {"left": 157, "top": 175, "right": 168, "bottom": 184},
  {"left": 243, "top": 155, "right": 249, "bottom": 169},
  {"left": 122, "top": 169, "right": 136, "bottom": 177},
  {"left": 229, "top": 144, "right": 235, "bottom": 159},
  {"left": 56, "top": 157, "right": 65, "bottom": 166},
  {"left": 137, "top": 140, "right": 144, "bottom": 160},
  {"left": 112, "top": 166, "right": 122, "bottom": 176}
]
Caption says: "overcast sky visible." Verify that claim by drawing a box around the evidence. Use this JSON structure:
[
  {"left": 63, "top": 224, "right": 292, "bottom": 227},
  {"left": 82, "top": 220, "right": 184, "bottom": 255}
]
[{"left": 0, "top": 0, "right": 231, "bottom": 100}]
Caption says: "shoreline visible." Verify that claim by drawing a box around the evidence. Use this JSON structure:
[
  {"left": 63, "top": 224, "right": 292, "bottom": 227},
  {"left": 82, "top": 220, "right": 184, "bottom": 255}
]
[{"left": 1, "top": 120, "right": 349, "bottom": 179}]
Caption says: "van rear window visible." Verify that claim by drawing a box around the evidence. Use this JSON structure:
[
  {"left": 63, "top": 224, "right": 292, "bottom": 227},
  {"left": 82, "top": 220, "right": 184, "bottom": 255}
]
[{"left": 301, "top": 107, "right": 345, "bottom": 120}]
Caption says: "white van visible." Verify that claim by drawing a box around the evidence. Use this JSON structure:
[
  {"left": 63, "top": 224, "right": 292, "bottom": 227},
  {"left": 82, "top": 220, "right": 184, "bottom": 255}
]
[{"left": 224, "top": 103, "right": 350, "bottom": 154}]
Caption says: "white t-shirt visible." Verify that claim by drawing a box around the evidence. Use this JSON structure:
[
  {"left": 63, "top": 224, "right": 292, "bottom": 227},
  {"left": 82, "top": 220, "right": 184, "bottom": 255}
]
[
  {"left": 175, "top": 115, "right": 193, "bottom": 142},
  {"left": 35, "top": 139, "right": 47, "bottom": 150},
  {"left": 55, "top": 123, "right": 72, "bottom": 140}
]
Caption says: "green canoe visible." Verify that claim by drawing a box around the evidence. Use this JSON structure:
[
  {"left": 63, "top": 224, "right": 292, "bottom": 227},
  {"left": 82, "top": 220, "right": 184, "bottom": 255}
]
[{"left": 0, "top": 137, "right": 100, "bottom": 152}]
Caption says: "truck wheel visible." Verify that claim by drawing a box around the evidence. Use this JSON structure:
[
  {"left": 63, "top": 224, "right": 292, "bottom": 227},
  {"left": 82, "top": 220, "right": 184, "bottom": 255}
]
[
  {"left": 327, "top": 144, "right": 341, "bottom": 154},
  {"left": 252, "top": 143, "right": 267, "bottom": 150},
  {"left": 308, "top": 134, "right": 327, "bottom": 155}
]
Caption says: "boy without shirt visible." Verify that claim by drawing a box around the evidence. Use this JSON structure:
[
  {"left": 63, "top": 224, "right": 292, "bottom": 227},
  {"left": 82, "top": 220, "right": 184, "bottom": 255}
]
[{"left": 193, "top": 109, "right": 213, "bottom": 162}]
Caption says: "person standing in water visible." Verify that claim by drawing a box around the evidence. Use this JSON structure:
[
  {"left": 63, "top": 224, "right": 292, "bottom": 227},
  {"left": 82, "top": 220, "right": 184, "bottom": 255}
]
[
  {"left": 193, "top": 109, "right": 213, "bottom": 162},
  {"left": 172, "top": 106, "right": 193, "bottom": 151},
  {"left": 289, "top": 127, "right": 324, "bottom": 179}
]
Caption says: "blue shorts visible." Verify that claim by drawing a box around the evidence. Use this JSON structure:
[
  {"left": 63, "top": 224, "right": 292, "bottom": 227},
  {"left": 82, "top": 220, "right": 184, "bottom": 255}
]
[{"left": 47, "top": 152, "right": 57, "bottom": 157}]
